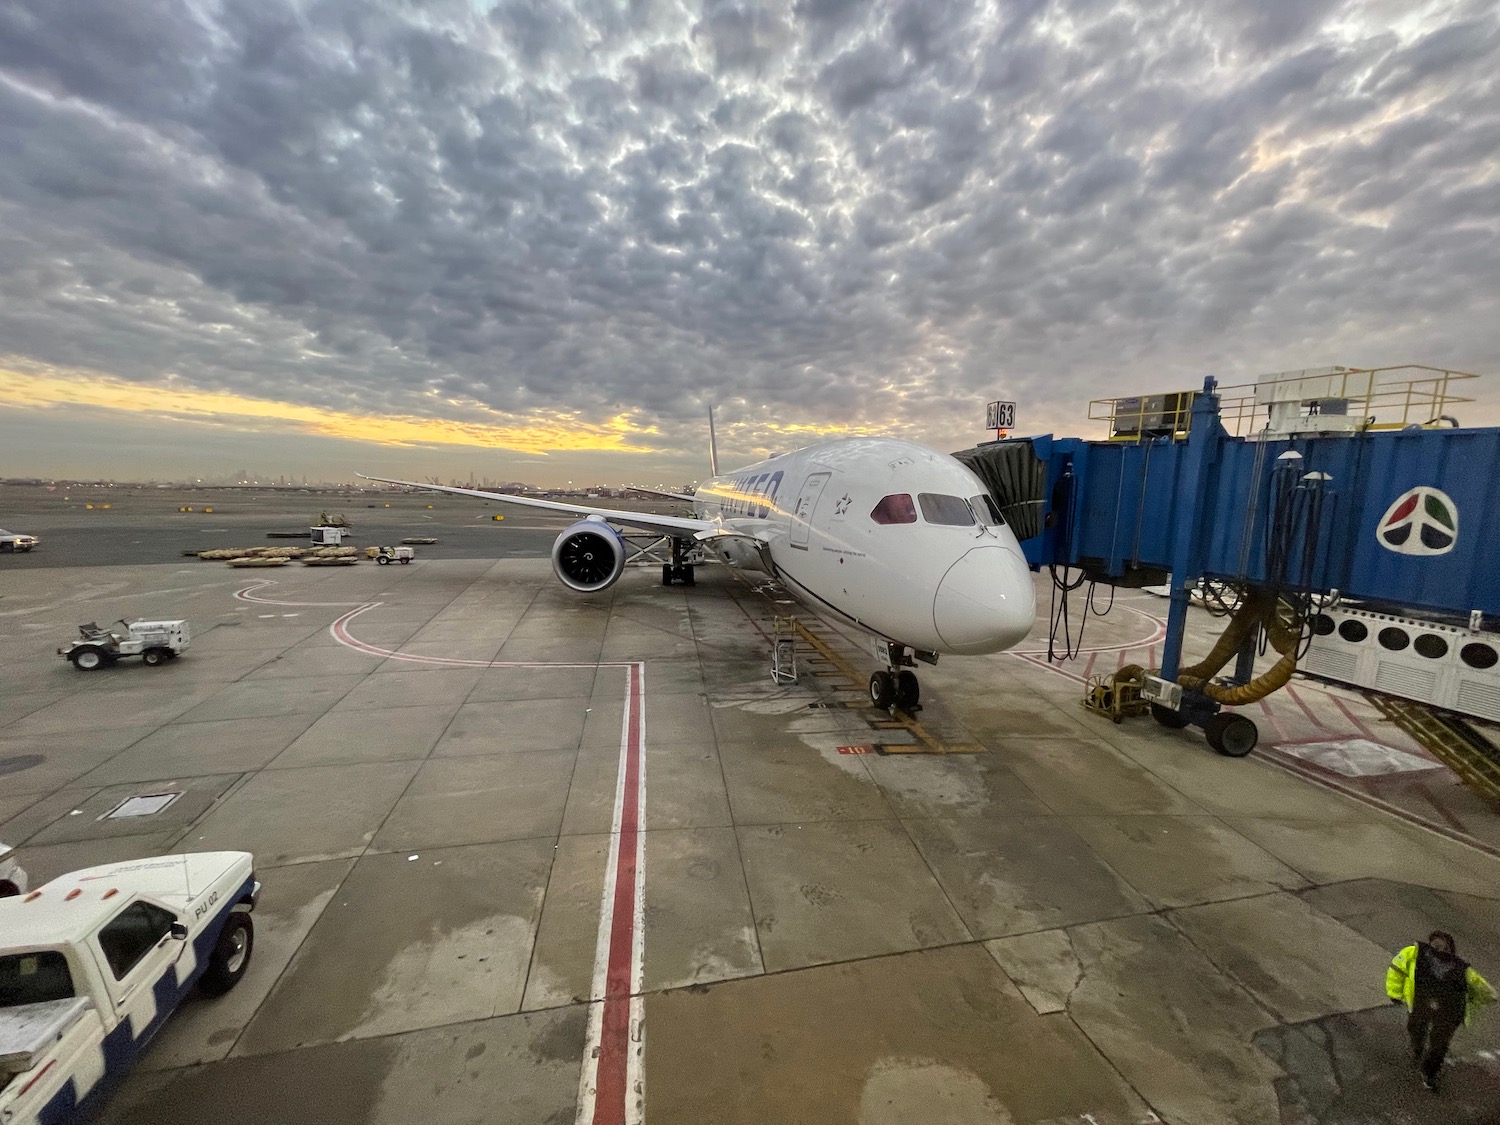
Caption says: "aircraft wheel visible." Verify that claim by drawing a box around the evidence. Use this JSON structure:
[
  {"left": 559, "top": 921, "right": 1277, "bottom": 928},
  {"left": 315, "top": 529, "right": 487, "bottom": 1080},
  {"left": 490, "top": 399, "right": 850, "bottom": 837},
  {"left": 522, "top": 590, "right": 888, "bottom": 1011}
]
[
  {"left": 1204, "top": 712, "right": 1258, "bottom": 757},
  {"left": 1150, "top": 703, "right": 1189, "bottom": 729},
  {"left": 661, "top": 564, "right": 673, "bottom": 586},
  {"left": 869, "top": 671, "right": 896, "bottom": 710},
  {"left": 684, "top": 565, "right": 695, "bottom": 586},
  {"left": 896, "top": 670, "right": 920, "bottom": 710}
]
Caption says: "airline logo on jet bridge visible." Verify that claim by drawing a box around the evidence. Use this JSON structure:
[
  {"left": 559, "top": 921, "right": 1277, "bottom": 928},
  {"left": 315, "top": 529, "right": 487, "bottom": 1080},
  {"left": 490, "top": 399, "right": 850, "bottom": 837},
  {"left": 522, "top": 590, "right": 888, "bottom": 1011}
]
[{"left": 1378, "top": 486, "right": 1458, "bottom": 556}]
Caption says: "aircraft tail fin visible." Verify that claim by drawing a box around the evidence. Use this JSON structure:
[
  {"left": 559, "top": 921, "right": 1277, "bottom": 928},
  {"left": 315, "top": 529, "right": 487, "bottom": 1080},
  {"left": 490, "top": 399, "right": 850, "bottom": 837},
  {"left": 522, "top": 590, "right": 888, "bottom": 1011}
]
[{"left": 707, "top": 405, "right": 720, "bottom": 477}]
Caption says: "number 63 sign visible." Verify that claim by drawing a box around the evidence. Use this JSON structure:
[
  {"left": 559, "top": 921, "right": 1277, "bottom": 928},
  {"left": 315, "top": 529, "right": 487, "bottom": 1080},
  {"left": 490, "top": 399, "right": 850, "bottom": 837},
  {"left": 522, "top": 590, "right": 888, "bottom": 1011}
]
[{"left": 986, "top": 401, "right": 1016, "bottom": 431}]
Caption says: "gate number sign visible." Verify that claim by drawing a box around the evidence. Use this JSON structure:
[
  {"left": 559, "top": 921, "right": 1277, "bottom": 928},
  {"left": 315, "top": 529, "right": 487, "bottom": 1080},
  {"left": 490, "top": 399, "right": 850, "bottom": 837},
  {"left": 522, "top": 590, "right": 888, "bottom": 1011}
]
[{"left": 986, "top": 401, "right": 1016, "bottom": 431}]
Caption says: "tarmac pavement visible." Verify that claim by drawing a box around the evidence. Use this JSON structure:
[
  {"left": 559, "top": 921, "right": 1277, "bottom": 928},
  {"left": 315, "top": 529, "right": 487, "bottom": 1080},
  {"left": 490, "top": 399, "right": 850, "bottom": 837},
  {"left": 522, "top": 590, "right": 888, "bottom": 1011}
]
[{"left": 1, "top": 553, "right": 1498, "bottom": 1125}]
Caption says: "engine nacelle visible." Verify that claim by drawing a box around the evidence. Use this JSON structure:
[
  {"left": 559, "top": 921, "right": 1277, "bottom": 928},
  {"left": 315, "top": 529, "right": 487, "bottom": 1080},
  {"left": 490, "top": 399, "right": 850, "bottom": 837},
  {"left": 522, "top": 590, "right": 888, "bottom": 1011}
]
[{"left": 551, "top": 519, "right": 627, "bottom": 592}]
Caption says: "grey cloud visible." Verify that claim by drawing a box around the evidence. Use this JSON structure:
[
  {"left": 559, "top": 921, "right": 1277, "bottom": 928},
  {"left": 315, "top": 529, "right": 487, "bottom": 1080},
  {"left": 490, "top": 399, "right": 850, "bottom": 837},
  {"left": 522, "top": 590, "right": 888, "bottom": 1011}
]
[
  {"left": 693, "top": 1, "right": 792, "bottom": 75},
  {"left": 0, "top": 0, "right": 1496, "bottom": 478},
  {"left": 819, "top": 40, "right": 909, "bottom": 114},
  {"left": 1219, "top": 0, "right": 1343, "bottom": 52}
]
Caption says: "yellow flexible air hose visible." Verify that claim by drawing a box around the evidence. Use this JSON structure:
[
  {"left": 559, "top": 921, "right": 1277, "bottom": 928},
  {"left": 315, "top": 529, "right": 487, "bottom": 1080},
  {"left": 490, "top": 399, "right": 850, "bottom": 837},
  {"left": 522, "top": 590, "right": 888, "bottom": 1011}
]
[{"left": 1114, "top": 588, "right": 1303, "bottom": 707}]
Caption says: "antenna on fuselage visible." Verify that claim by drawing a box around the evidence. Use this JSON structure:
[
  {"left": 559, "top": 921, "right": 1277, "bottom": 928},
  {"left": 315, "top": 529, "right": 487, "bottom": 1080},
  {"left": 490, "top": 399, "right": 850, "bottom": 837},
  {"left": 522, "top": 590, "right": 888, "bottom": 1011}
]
[{"left": 707, "top": 406, "right": 720, "bottom": 477}]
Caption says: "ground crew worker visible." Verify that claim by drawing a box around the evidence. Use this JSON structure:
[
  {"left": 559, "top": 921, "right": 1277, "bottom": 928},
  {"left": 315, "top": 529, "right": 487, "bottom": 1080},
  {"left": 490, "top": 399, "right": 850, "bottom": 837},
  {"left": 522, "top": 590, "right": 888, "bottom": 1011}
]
[{"left": 1386, "top": 930, "right": 1495, "bottom": 1091}]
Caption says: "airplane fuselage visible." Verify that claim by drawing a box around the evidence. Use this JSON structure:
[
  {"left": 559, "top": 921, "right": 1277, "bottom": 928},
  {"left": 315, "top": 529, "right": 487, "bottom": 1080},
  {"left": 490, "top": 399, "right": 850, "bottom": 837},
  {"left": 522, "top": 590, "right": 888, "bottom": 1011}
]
[{"left": 693, "top": 437, "right": 1035, "bottom": 656}]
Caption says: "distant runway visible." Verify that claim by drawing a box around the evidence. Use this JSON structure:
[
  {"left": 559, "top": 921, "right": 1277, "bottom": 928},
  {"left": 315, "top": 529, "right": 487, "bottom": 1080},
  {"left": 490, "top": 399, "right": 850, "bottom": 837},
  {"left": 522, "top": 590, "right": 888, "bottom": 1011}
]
[
  {"left": 0, "top": 484, "right": 681, "bottom": 568},
  {"left": 0, "top": 520, "right": 560, "bottom": 568}
]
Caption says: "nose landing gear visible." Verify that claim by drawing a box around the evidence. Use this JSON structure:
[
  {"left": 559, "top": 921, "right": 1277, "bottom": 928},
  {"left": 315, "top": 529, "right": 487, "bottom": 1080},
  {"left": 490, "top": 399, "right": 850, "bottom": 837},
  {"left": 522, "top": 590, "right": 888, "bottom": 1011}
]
[{"left": 870, "top": 642, "right": 930, "bottom": 713}]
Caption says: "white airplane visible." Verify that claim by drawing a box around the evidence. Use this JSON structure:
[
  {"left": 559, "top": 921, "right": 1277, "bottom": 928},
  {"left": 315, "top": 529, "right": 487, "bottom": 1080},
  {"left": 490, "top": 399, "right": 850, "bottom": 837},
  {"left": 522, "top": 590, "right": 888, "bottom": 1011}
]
[{"left": 362, "top": 432, "right": 1035, "bottom": 709}]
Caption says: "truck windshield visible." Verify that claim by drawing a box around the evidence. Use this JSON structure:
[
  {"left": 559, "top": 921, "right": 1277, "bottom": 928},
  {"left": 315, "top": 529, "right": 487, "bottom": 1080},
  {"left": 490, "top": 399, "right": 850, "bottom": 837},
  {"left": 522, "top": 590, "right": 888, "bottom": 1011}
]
[{"left": 0, "top": 950, "right": 75, "bottom": 1007}]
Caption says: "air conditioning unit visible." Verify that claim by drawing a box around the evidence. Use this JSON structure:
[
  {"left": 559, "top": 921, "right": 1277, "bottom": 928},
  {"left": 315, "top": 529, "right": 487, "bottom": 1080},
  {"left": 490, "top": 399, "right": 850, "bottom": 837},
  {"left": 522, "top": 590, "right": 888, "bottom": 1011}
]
[{"left": 1303, "top": 605, "right": 1500, "bottom": 722}]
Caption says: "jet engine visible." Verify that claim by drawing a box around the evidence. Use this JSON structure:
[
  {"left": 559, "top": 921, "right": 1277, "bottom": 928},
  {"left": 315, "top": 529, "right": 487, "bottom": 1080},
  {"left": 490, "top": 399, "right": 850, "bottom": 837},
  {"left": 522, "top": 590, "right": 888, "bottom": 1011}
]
[{"left": 551, "top": 519, "right": 627, "bottom": 592}]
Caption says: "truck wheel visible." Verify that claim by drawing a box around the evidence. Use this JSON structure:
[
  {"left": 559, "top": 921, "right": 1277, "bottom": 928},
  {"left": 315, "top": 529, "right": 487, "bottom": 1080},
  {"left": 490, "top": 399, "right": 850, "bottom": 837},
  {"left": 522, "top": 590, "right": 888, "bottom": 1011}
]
[
  {"left": 377, "top": 555, "right": 390, "bottom": 565},
  {"left": 71, "top": 646, "right": 106, "bottom": 671},
  {"left": 142, "top": 647, "right": 169, "bottom": 666},
  {"left": 400, "top": 557, "right": 410, "bottom": 564},
  {"left": 200, "top": 913, "right": 254, "bottom": 996}
]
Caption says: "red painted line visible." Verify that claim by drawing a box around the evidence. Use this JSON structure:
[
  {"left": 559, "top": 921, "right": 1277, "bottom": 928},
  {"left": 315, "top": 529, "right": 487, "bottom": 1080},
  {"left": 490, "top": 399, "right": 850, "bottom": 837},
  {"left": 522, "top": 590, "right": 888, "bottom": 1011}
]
[
  {"left": 1284, "top": 683, "right": 1331, "bottom": 730},
  {"left": 241, "top": 580, "right": 649, "bottom": 1121},
  {"left": 1413, "top": 779, "right": 1472, "bottom": 832},
  {"left": 1010, "top": 605, "right": 1166, "bottom": 657},
  {"left": 1258, "top": 699, "right": 1287, "bottom": 742},
  {"left": 17, "top": 1058, "right": 56, "bottom": 1097},
  {"left": 1014, "top": 651, "right": 1087, "bottom": 684},
  {"left": 592, "top": 664, "right": 645, "bottom": 1125},
  {"left": 1256, "top": 749, "right": 1500, "bottom": 860},
  {"left": 1082, "top": 651, "right": 1098, "bottom": 680},
  {"left": 1329, "top": 694, "right": 1381, "bottom": 742}
]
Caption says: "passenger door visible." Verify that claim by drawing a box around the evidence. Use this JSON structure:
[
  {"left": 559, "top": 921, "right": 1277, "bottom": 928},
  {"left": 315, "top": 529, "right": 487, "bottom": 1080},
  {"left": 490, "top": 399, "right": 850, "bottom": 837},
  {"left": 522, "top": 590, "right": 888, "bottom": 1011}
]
[
  {"left": 93, "top": 899, "right": 184, "bottom": 1039},
  {"left": 789, "top": 472, "right": 832, "bottom": 550}
]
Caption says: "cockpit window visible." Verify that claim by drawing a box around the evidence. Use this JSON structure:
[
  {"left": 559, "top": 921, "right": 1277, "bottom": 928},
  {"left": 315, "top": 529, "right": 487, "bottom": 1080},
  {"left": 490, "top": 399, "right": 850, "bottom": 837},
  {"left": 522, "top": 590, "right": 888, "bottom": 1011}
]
[
  {"left": 870, "top": 494, "right": 917, "bottom": 525},
  {"left": 970, "top": 494, "right": 1005, "bottom": 526},
  {"left": 918, "top": 493, "right": 975, "bottom": 526}
]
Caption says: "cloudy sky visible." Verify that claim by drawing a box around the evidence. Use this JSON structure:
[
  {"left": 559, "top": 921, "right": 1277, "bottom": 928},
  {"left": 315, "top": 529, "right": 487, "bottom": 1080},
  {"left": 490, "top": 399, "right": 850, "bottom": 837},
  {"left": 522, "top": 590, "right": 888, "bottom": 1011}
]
[{"left": 1, "top": 0, "right": 1497, "bottom": 484}]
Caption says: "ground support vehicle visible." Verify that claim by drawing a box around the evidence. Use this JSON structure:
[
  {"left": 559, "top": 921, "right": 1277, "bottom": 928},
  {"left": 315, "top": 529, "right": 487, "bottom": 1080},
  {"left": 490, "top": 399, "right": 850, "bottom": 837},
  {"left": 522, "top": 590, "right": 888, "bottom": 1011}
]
[
  {"left": 0, "top": 530, "right": 38, "bottom": 553},
  {"left": 57, "top": 622, "right": 189, "bottom": 672},
  {"left": 0, "top": 846, "right": 26, "bottom": 899},
  {"left": 0, "top": 852, "right": 259, "bottom": 1125},
  {"left": 374, "top": 546, "right": 414, "bottom": 565}
]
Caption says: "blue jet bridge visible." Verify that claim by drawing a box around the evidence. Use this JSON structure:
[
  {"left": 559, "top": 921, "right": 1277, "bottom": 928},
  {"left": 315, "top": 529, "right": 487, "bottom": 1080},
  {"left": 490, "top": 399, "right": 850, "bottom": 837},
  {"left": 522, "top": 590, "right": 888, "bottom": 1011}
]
[{"left": 957, "top": 369, "right": 1499, "bottom": 756}]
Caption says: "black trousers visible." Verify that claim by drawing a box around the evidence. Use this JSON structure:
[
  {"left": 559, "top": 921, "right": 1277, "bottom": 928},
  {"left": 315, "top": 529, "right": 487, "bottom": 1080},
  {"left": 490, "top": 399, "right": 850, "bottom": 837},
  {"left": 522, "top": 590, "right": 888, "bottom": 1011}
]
[{"left": 1408, "top": 1000, "right": 1463, "bottom": 1080}]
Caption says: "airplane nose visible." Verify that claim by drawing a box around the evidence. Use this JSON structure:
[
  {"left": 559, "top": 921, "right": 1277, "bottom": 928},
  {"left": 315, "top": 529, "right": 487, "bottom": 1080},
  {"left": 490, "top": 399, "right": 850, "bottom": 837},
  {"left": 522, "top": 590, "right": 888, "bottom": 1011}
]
[{"left": 933, "top": 546, "right": 1036, "bottom": 655}]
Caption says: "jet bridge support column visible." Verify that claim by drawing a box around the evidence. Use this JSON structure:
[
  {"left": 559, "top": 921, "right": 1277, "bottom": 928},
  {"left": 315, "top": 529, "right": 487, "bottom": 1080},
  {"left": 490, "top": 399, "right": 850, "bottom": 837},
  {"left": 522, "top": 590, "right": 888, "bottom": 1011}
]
[{"left": 1159, "top": 377, "right": 1225, "bottom": 687}]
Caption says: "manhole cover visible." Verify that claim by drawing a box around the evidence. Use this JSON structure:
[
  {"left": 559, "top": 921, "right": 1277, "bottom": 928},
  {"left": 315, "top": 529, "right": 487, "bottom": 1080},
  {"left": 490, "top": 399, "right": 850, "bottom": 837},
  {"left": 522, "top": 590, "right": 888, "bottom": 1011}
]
[
  {"left": 105, "top": 793, "right": 182, "bottom": 819},
  {"left": 0, "top": 754, "right": 44, "bottom": 776}
]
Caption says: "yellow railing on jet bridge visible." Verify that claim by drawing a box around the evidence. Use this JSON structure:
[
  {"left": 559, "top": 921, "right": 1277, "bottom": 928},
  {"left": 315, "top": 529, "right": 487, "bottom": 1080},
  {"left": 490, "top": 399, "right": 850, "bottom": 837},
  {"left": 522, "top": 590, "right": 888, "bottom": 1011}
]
[{"left": 1090, "top": 364, "right": 1478, "bottom": 441}]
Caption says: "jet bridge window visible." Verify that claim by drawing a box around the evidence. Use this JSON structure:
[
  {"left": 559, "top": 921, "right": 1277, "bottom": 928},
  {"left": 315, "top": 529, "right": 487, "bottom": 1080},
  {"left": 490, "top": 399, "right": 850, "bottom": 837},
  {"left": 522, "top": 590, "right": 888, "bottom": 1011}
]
[
  {"left": 1, "top": 950, "right": 75, "bottom": 1007},
  {"left": 870, "top": 494, "right": 917, "bottom": 525},
  {"left": 918, "top": 494, "right": 975, "bottom": 526}
]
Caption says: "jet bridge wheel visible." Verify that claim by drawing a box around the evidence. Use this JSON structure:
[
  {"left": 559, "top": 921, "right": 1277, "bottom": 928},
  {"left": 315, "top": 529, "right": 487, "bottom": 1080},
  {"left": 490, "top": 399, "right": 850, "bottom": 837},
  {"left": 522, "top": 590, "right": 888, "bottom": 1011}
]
[
  {"left": 1204, "top": 712, "right": 1258, "bottom": 758},
  {"left": 1150, "top": 703, "right": 1190, "bottom": 729},
  {"left": 869, "top": 671, "right": 896, "bottom": 709}
]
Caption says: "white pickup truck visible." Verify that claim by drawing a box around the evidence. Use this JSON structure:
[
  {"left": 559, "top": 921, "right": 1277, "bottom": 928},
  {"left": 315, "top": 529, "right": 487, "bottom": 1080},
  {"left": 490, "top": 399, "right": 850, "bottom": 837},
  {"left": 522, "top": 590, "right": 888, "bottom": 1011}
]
[{"left": 0, "top": 853, "right": 259, "bottom": 1125}]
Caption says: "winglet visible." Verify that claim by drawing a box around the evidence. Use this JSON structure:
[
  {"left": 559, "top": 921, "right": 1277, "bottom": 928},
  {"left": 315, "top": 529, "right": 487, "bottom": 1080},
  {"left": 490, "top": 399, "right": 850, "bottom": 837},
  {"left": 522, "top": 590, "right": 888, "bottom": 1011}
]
[{"left": 708, "top": 405, "right": 720, "bottom": 478}]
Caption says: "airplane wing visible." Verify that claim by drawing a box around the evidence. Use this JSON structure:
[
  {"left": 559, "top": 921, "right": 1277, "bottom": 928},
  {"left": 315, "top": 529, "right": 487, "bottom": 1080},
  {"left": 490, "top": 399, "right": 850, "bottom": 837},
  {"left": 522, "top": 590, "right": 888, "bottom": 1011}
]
[
  {"left": 358, "top": 475, "right": 719, "bottom": 539},
  {"left": 623, "top": 485, "right": 698, "bottom": 503}
]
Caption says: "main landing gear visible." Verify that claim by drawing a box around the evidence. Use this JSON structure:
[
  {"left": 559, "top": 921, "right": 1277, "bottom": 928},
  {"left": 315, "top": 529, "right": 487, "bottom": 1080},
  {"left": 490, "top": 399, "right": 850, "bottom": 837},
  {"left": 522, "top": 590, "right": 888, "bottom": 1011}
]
[
  {"left": 661, "top": 538, "right": 696, "bottom": 586},
  {"left": 869, "top": 641, "right": 932, "bottom": 713}
]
